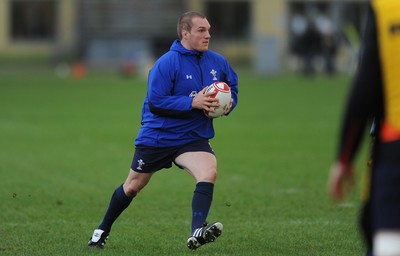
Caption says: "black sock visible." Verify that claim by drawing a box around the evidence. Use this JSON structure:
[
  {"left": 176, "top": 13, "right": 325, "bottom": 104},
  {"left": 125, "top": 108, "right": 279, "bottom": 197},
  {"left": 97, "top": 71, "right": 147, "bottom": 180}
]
[
  {"left": 98, "top": 184, "right": 134, "bottom": 233},
  {"left": 190, "top": 182, "right": 214, "bottom": 234}
]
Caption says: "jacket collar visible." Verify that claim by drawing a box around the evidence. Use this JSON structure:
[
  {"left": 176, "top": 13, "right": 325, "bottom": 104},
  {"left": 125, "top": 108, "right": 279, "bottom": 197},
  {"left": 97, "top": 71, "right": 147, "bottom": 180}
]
[{"left": 170, "top": 39, "right": 204, "bottom": 56}]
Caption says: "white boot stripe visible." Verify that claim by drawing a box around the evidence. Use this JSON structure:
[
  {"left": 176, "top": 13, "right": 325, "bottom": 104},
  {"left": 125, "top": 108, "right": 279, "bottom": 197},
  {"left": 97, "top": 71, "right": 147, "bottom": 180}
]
[{"left": 193, "top": 228, "right": 202, "bottom": 237}]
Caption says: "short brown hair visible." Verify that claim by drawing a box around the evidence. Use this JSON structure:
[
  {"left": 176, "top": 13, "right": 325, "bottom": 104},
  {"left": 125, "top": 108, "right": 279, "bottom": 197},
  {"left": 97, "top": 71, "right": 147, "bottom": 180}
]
[{"left": 177, "top": 11, "right": 206, "bottom": 40}]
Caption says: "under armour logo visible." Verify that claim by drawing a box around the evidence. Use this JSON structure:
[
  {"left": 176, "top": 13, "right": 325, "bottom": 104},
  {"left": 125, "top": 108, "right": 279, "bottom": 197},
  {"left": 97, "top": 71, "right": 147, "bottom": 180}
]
[
  {"left": 189, "top": 91, "right": 197, "bottom": 97},
  {"left": 193, "top": 211, "right": 203, "bottom": 217},
  {"left": 186, "top": 75, "right": 193, "bottom": 79},
  {"left": 137, "top": 159, "right": 145, "bottom": 171}
]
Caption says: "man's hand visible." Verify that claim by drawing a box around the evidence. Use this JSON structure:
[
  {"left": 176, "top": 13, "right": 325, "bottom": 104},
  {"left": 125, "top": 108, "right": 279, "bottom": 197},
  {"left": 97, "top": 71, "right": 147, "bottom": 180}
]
[
  {"left": 328, "top": 162, "right": 356, "bottom": 202},
  {"left": 192, "top": 86, "right": 220, "bottom": 112},
  {"left": 224, "top": 98, "right": 233, "bottom": 115}
]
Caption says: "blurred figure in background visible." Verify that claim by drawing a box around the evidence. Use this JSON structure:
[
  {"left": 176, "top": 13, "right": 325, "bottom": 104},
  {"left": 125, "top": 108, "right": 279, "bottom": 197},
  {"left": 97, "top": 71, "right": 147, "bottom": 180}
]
[
  {"left": 299, "top": 19, "right": 322, "bottom": 76},
  {"left": 328, "top": 1, "right": 400, "bottom": 255},
  {"left": 315, "top": 14, "right": 338, "bottom": 76},
  {"left": 290, "top": 14, "right": 308, "bottom": 72}
]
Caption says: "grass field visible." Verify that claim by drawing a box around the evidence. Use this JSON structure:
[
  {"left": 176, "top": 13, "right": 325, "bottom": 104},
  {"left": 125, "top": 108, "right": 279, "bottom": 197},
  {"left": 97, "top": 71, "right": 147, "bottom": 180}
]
[{"left": 0, "top": 70, "right": 369, "bottom": 255}]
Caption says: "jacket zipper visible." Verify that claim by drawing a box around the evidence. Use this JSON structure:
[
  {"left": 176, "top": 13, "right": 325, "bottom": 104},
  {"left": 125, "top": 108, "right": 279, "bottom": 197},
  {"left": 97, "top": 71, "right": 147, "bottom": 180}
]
[{"left": 196, "top": 52, "right": 204, "bottom": 86}]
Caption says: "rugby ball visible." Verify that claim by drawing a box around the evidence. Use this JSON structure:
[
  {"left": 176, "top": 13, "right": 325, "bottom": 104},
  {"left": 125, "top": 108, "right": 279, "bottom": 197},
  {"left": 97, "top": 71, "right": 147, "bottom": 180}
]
[{"left": 204, "top": 81, "right": 232, "bottom": 118}]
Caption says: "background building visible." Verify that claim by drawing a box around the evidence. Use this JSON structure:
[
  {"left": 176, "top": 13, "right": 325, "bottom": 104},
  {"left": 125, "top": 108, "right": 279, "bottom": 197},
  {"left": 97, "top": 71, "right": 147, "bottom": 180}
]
[{"left": 0, "top": 0, "right": 369, "bottom": 75}]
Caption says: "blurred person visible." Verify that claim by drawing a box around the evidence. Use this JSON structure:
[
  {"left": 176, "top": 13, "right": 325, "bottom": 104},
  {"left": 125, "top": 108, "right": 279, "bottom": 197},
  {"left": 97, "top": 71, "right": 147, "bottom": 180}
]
[
  {"left": 290, "top": 14, "right": 308, "bottom": 71},
  {"left": 316, "top": 14, "right": 338, "bottom": 75},
  {"left": 299, "top": 19, "right": 322, "bottom": 76},
  {"left": 328, "top": 1, "right": 400, "bottom": 255},
  {"left": 87, "top": 11, "right": 238, "bottom": 250}
]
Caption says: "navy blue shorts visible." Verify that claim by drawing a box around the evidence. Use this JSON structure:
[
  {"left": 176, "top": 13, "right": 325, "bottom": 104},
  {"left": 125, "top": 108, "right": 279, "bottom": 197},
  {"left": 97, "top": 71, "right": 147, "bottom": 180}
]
[
  {"left": 130, "top": 140, "right": 215, "bottom": 173},
  {"left": 371, "top": 162, "right": 400, "bottom": 229}
]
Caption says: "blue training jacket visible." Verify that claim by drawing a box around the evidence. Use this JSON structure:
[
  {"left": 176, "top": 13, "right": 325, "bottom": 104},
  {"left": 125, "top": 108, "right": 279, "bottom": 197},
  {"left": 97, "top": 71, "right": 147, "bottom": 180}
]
[{"left": 135, "top": 40, "right": 238, "bottom": 147}]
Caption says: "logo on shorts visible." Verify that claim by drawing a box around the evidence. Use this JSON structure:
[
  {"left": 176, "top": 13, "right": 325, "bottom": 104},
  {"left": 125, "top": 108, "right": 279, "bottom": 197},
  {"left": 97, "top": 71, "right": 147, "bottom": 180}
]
[{"left": 137, "top": 159, "right": 145, "bottom": 171}]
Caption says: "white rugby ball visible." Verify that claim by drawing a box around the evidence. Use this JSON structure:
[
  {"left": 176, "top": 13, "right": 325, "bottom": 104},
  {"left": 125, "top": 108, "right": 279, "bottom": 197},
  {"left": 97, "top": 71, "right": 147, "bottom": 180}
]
[{"left": 204, "top": 81, "right": 232, "bottom": 118}]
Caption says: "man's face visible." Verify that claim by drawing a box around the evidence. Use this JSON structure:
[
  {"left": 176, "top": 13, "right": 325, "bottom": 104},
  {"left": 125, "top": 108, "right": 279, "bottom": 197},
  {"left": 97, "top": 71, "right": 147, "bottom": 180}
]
[{"left": 183, "top": 17, "right": 211, "bottom": 52}]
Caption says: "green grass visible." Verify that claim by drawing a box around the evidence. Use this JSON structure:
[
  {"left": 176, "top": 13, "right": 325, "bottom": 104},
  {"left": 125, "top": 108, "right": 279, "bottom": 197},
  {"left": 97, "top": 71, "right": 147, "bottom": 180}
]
[{"left": 0, "top": 70, "right": 369, "bottom": 255}]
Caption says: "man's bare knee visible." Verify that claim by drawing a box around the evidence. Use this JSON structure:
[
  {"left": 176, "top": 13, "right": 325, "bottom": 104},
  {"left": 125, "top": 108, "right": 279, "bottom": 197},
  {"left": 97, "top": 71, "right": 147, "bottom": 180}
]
[
  {"left": 195, "top": 168, "right": 217, "bottom": 183},
  {"left": 123, "top": 169, "right": 153, "bottom": 197},
  {"left": 123, "top": 182, "right": 139, "bottom": 197}
]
